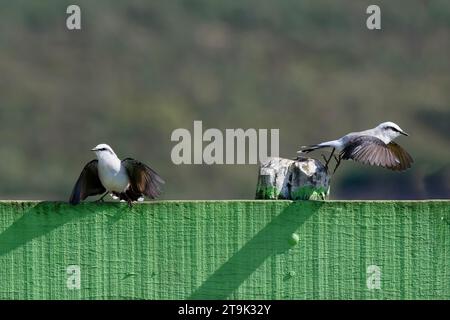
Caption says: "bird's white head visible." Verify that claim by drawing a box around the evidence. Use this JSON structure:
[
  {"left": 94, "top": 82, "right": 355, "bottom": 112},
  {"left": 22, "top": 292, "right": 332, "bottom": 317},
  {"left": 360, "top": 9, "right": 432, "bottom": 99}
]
[
  {"left": 91, "top": 144, "right": 119, "bottom": 161},
  {"left": 375, "top": 121, "right": 409, "bottom": 143}
]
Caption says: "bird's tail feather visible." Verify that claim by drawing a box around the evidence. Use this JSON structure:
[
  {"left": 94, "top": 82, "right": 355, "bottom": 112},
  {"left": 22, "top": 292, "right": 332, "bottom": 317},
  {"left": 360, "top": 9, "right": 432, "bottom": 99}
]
[
  {"left": 297, "top": 145, "right": 321, "bottom": 153},
  {"left": 297, "top": 140, "right": 339, "bottom": 154}
]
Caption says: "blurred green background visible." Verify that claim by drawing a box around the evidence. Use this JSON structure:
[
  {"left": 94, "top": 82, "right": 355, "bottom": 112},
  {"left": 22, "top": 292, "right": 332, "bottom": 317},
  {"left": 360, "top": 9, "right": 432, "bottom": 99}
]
[{"left": 0, "top": 0, "right": 448, "bottom": 200}]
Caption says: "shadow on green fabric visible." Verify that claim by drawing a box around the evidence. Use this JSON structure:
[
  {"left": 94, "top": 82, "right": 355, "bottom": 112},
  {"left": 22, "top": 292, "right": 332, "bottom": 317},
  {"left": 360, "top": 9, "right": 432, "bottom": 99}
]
[{"left": 189, "top": 201, "right": 322, "bottom": 299}]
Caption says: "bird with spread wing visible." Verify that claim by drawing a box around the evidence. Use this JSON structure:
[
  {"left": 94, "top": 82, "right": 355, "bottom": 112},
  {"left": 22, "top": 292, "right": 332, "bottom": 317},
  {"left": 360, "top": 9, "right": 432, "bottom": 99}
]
[
  {"left": 297, "top": 121, "right": 414, "bottom": 173},
  {"left": 69, "top": 144, "right": 165, "bottom": 206}
]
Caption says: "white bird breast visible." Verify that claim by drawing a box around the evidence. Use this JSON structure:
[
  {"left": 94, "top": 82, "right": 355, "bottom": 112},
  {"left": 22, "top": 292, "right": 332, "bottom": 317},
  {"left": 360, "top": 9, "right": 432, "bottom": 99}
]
[{"left": 98, "top": 163, "right": 130, "bottom": 193}]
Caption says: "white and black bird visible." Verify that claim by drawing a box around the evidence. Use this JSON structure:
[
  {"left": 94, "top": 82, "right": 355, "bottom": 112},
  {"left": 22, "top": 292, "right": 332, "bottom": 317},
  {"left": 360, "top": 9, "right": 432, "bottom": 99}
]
[
  {"left": 69, "top": 144, "right": 165, "bottom": 206},
  {"left": 298, "top": 121, "right": 413, "bottom": 173}
]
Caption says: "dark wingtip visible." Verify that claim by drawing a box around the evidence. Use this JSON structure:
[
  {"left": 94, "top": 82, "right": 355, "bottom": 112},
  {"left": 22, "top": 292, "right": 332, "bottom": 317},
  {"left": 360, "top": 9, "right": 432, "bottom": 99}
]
[
  {"left": 69, "top": 182, "right": 81, "bottom": 205},
  {"left": 69, "top": 194, "right": 80, "bottom": 205},
  {"left": 144, "top": 167, "right": 165, "bottom": 198}
]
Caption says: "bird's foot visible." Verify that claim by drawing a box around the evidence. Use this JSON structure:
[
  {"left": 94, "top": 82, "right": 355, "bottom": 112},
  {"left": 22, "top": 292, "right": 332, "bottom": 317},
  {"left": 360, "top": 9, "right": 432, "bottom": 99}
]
[{"left": 95, "top": 198, "right": 105, "bottom": 203}]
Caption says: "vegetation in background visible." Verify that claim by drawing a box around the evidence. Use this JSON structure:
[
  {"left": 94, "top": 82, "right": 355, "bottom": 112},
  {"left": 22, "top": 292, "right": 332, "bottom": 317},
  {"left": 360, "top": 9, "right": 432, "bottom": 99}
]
[{"left": 0, "top": 0, "right": 449, "bottom": 200}]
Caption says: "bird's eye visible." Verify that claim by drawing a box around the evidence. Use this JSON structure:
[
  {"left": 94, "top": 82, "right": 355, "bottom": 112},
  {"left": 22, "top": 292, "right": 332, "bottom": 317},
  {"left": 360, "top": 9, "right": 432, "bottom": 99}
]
[{"left": 387, "top": 126, "right": 398, "bottom": 132}]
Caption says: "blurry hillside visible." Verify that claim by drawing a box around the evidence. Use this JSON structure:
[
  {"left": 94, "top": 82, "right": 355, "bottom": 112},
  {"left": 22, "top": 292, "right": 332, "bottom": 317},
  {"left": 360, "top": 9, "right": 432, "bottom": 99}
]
[{"left": 0, "top": 0, "right": 449, "bottom": 200}]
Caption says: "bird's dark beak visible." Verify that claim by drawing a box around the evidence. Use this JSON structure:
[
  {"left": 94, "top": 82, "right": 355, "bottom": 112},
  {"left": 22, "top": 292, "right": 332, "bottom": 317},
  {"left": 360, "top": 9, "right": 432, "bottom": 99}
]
[{"left": 400, "top": 131, "right": 409, "bottom": 136}]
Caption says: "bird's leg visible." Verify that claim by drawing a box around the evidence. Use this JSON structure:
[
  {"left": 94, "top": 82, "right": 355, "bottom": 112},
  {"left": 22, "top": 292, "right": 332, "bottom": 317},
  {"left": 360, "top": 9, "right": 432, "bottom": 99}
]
[
  {"left": 323, "top": 148, "right": 335, "bottom": 173},
  {"left": 96, "top": 191, "right": 109, "bottom": 203},
  {"left": 333, "top": 155, "right": 342, "bottom": 174},
  {"left": 326, "top": 148, "right": 335, "bottom": 167},
  {"left": 321, "top": 153, "right": 330, "bottom": 172},
  {"left": 121, "top": 192, "right": 133, "bottom": 208}
]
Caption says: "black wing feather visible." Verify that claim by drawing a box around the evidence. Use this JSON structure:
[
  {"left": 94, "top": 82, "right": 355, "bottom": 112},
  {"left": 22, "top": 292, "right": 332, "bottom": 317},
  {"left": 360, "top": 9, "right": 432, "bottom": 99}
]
[
  {"left": 388, "top": 141, "right": 414, "bottom": 171},
  {"left": 69, "top": 160, "right": 106, "bottom": 205},
  {"left": 341, "top": 136, "right": 413, "bottom": 171},
  {"left": 122, "top": 158, "right": 165, "bottom": 200}
]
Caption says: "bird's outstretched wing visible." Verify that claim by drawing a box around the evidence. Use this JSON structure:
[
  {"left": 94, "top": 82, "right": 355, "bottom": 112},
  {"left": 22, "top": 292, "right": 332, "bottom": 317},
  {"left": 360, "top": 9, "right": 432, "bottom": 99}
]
[
  {"left": 122, "top": 158, "right": 165, "bottom": 200},
  {"left": 341, "top": 136, "right": 413, "bottom": 171},
  {"left": 69, "top": 160, "right": 106, "bottom": 204}
]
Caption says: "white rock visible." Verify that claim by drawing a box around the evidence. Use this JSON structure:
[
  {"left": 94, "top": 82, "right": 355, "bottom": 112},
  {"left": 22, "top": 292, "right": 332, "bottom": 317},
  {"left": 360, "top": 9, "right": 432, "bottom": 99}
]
[{"left": 255, "top": 157, "right": 330, "bottom": 200}]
